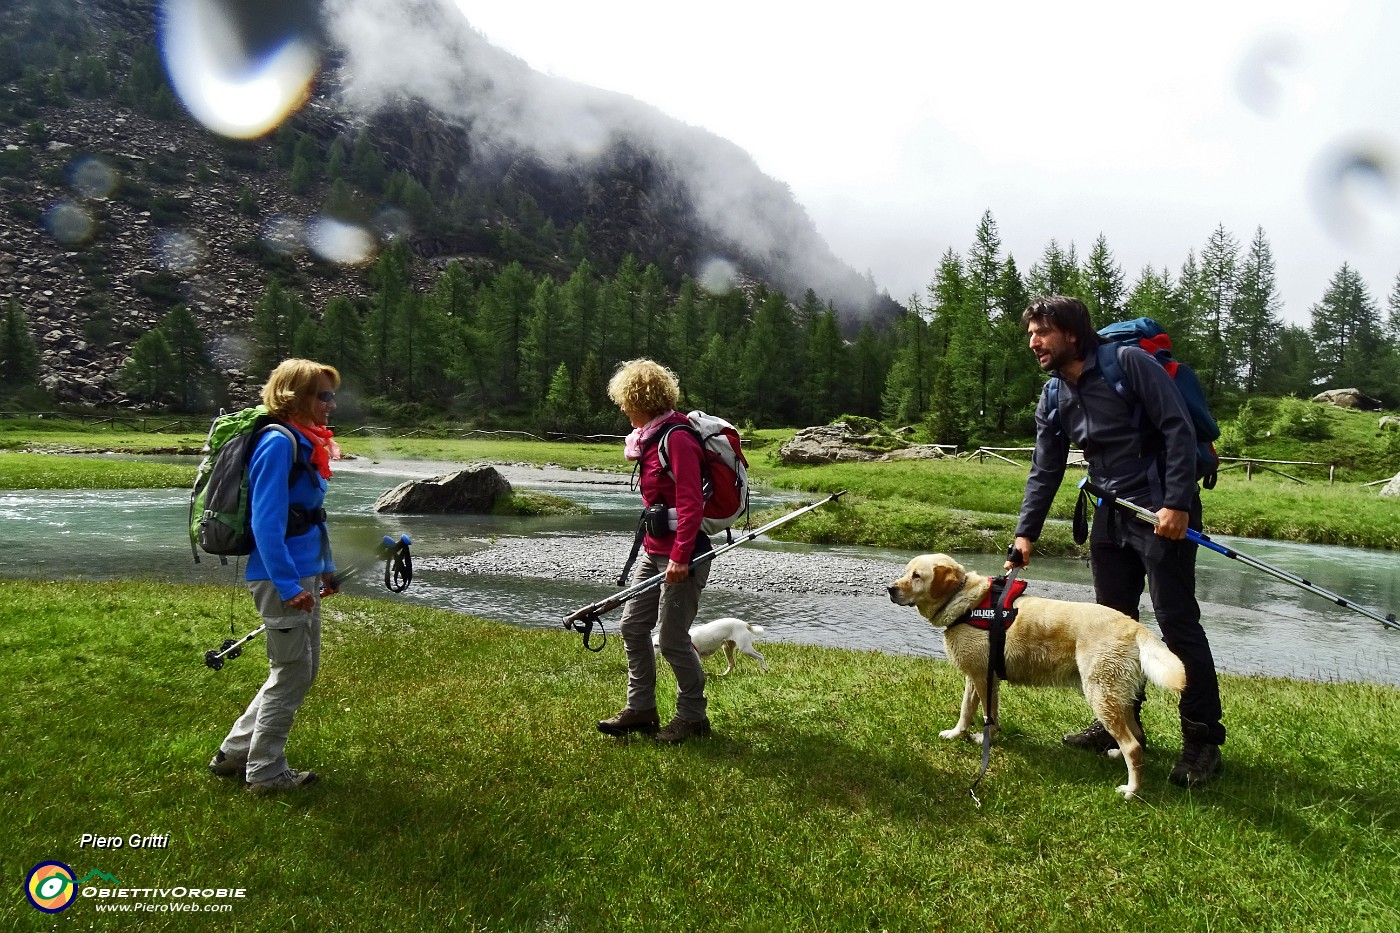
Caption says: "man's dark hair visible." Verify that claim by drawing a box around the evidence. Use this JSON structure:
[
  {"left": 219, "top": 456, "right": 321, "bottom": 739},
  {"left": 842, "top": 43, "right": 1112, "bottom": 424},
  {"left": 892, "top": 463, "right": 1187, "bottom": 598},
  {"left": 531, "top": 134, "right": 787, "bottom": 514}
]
[{"left": 1021, "top": 296, "right": 1101, "bottom": 360}]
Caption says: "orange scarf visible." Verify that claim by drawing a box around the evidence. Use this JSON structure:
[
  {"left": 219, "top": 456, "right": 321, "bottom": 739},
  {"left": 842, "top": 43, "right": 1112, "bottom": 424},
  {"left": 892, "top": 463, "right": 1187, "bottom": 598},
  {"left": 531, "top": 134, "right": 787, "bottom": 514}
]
[{"left": 288, "top": 421, "right": 338, "bottom": 479}]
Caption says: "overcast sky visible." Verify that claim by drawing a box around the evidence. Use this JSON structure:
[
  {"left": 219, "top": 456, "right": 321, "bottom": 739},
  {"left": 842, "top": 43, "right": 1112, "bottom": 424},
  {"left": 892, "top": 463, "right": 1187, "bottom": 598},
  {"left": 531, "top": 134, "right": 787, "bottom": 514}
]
[{"left": 450, "top": 0, "right": 1400, "bottom": 325}]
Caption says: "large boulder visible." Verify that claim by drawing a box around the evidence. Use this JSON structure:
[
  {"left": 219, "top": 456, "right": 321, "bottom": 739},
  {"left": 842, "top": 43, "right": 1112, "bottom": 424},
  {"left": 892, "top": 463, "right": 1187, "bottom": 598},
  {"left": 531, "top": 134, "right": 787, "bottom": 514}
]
[
  {"left": 1312, "top": 388, "right": 1382, "bottom": 410},
  {"left": 1382, "top": 472, "right": 1400, "bottom": 498},
  {"left": 778, "top": 425, "right": 880, "bottom": 464},
  {"left": 374, "top": 464, "right": 513, "bottom": 514}
]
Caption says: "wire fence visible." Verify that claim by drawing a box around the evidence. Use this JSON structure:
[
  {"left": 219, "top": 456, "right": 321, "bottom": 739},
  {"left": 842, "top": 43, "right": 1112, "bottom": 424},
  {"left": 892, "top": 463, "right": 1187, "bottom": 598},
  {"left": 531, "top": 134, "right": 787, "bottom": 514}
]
[
  {"left": 1, "top": 412, "right": 1362, "bottom": 480},
  {"left": 0, "top": 411, "right": 628, "bottom": 444}
]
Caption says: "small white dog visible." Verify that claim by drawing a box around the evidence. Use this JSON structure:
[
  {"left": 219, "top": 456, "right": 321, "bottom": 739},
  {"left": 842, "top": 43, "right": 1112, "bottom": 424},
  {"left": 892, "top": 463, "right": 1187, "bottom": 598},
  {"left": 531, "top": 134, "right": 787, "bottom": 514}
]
[{"left": 654, "top": 617, "right": 768, "bottom": 675}]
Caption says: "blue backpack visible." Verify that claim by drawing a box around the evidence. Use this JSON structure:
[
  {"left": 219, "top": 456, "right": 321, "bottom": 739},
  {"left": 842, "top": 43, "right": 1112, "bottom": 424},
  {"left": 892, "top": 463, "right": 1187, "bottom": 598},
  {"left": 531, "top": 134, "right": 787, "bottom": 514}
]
[{"left": 1045, "top": 317, "right": 1220, "bottom": 489}]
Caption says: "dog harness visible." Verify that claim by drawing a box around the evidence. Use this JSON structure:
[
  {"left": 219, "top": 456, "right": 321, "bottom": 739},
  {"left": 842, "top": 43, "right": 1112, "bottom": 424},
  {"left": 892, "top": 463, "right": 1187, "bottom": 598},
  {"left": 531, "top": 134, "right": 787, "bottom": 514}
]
[{"left": 949, "top": 576, "right": 1027, "bottom": 631}]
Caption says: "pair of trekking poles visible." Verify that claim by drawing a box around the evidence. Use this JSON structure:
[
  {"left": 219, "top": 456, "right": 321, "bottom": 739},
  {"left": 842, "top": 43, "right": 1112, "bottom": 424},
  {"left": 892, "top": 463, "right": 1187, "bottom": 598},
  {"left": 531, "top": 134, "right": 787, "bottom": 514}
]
[{"left": 204, "top": 534, "right": 414, "bottom": 670}]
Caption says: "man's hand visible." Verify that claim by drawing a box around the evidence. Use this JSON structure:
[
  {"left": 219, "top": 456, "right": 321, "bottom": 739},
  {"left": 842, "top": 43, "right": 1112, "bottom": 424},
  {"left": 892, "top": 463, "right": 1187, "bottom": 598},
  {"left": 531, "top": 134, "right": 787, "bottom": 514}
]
[
  {"left": 1155, "top": 508, "right": 1189, "bottom": 540},
  {"left": 1006, "top": 536, "right": 1033, "bottom": 570},
  {"left": 665, "top": 559, "right": 690, "bottom": 585}
]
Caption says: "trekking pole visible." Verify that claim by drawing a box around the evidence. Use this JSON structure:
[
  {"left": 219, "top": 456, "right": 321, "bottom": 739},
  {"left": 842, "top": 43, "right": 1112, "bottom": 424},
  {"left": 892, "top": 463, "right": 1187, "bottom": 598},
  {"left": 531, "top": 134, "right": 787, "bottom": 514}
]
[
  {"left": 563, "top": 490, "right": 847, "bottom": 651},
  {"left": 204, "top": 534, "right": 414, "bottom": 670},
  {"left": 1078, "top": 479, "right": 1399, "bottom": 633}
]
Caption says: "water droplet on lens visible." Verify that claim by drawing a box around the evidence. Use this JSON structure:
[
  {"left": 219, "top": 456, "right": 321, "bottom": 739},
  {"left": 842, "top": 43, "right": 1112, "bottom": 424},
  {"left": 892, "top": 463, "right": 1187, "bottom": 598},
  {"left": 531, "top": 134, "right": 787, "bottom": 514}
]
[
  {"left": 158, "top": 230, "right": 206, "bottom": 274},
  {"left": 44, "top": 202, "right": 95, "bottom": 245},
  {"left": 159, "top": 0, "right": 322, "bottom": 139},
  {"left": 261, "top": 215, "right": 304, "bottom": 255},
  {"left": 1236, "top": 32, "right": 1307, "bottom": 117},
  {"left": 307, "top": 215, "right": 376, "bottom": 265},
  {"left": 1311, "top": 141, "right": 1400, "bottom": 248},
  {"left": 698, "top": 257, "right": 738, "bottom": 294},
  {"left": 69, "top": 156, "right": 120, "bottom": 199},
  {"left": 373, "top": 206, "right": 412, "bottom": 242}
]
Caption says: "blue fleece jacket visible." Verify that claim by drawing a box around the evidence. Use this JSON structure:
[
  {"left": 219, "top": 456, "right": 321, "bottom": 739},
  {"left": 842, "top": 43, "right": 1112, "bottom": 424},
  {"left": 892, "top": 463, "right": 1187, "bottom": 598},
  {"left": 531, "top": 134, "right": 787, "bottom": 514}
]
[{"left": 243, "top": 426, "right": 335, "bottom": 601}]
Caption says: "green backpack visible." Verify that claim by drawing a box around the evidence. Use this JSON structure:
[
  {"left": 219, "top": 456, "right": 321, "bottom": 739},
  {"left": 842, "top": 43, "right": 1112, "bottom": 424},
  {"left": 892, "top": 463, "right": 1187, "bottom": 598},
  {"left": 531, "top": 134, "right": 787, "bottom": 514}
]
[{"left": 188, "top": 406, "right": 310, "bottom": 561}]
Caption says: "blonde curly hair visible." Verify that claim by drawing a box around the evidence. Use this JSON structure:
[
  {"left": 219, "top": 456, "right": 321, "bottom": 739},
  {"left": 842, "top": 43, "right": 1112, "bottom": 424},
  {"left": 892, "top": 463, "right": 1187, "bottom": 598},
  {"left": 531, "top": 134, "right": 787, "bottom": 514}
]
[
  {"left": 261, "top": 358, "right": 341, "bottom": 422},
  {"left": 607, "top": 358, "right": 680, "bottom": 420}
]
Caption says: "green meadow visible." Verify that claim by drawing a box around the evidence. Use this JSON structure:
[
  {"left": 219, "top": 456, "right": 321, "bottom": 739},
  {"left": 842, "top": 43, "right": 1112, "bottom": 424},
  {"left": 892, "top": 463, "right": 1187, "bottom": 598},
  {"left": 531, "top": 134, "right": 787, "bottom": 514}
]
[{"left": 2, "top": 581, "right": 1397, "bottom": 932}]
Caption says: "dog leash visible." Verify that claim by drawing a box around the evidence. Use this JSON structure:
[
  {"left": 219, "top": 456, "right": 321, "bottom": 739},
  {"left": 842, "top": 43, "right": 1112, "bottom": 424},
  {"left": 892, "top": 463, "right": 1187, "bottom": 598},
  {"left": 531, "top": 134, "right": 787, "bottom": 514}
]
[{"left": 970, "top": 545, "right": 1023, "bottom": 806}]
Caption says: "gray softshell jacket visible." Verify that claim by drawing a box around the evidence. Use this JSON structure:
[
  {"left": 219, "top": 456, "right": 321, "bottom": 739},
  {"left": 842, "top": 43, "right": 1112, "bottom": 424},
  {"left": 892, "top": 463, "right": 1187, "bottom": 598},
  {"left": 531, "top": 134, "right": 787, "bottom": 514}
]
[{"left": 1015, "top": 344, "right": 1198, "bottom": 542}]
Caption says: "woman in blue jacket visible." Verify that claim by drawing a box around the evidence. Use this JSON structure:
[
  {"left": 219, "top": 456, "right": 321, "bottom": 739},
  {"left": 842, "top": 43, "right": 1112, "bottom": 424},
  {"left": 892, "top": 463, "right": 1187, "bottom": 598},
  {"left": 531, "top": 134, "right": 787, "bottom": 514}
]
[{"left": 210, "top": 359, "right": 340, "bottom": 794}]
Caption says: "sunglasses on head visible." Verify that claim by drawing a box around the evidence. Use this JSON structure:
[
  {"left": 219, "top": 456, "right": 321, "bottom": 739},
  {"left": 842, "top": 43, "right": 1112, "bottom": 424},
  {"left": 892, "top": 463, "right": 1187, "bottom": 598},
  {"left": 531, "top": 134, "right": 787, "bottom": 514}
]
[{"left": 317, "top": 391, "right": 336, "bottom": 403}]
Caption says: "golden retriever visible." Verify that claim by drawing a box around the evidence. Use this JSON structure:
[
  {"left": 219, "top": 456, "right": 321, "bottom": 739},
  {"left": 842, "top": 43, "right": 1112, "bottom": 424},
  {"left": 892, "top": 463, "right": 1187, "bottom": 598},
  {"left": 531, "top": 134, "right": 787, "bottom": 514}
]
[{"left": 887, "top": 553, "right": 1185, "bottom": 798}]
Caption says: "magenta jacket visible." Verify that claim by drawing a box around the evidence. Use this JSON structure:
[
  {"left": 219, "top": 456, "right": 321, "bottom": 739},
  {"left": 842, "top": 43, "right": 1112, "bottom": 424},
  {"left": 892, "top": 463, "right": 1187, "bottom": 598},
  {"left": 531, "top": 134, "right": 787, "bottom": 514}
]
[{"left": 637, "top": 412, "right": 708, "bottom": 563}]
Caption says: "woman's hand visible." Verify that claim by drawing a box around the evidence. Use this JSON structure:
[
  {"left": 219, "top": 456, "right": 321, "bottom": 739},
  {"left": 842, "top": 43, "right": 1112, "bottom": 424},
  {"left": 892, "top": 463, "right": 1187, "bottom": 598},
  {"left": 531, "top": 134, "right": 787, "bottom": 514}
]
[
  {"left": 285, "top": 589, "right": 316, "bottom": 613},
  {"left": 665, "top": 559, "right": 690, "bottom": 585}
]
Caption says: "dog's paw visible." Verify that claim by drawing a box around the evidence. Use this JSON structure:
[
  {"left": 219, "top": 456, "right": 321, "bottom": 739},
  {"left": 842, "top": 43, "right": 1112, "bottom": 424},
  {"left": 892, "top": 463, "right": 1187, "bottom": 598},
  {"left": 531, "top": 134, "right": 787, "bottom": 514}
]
[
  {"left": 1116, "top": 784, "right": 1139, "bottom": 800},
  {"left": 938, "top": 728, "right": 969, "bottom": 741},
  {"left": 1106, "top": 749, "right": 1124, "bottom": 760}
]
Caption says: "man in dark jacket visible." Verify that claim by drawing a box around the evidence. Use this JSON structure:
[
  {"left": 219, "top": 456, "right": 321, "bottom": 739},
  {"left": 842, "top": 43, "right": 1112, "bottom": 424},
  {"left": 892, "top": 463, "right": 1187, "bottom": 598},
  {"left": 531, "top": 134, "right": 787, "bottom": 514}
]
[{"left": 1009, "top": 296, "right": 1224, "bottom": 788}]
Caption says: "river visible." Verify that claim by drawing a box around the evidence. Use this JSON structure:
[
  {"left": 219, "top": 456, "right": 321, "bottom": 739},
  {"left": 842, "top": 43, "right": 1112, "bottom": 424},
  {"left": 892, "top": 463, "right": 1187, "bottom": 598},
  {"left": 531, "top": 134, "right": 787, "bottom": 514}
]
[{"left": 1, "top": 454, "right": 1397, "bottom": 685}]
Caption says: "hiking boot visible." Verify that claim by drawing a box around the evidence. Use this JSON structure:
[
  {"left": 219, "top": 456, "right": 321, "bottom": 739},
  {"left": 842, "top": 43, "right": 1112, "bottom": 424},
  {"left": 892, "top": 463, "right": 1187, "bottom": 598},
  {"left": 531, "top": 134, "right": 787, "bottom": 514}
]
[
  {"left": 1062, "top": 720, "right": 1120, "bottom": 755},
  {"left": 208, "top": 750, "right": 246, "bottom": 778},
  {"left": 247, "top": 769, "right": 318, "bottom": 795},
  {"left": 597, "top": 707, "right": 660, "bottom": 737},
  {"left": 656, "top": 715, "right": 711, "bottom": 744},
  {"left": 1170, "top": 720, "right": 1222, "bottom": 788}
]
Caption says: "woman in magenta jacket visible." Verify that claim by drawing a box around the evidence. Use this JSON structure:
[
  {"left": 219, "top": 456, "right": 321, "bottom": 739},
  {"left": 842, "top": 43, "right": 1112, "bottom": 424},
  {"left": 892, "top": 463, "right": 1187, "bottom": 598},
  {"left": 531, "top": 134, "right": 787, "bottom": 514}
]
[{"left": 598, "top": 359, "right": 714, "bottom": 743}]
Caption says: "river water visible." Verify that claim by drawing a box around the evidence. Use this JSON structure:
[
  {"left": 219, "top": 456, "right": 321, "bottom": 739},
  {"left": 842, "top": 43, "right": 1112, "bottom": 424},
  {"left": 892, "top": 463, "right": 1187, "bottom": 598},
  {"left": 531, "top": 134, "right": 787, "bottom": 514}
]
[{"left": 2, "top": 455, "right": 1398, "bottom": 685}]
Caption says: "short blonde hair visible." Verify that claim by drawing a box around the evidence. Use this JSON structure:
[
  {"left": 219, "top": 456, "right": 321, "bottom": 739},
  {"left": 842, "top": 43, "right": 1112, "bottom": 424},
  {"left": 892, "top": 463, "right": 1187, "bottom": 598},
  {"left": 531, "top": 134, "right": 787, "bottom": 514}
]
[
  {"left": 607, "top": 358, "right": 680, "bottom": 419},
  {"left": 261, "top": 358, "right": 341, "bottom": 421}
]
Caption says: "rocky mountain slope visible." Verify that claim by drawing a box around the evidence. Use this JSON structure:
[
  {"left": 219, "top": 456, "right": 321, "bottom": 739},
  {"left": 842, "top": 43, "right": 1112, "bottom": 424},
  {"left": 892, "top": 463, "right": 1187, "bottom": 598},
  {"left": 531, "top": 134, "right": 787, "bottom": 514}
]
[{"left": 0, "top": 0, "right": 902, "bottom": 407}]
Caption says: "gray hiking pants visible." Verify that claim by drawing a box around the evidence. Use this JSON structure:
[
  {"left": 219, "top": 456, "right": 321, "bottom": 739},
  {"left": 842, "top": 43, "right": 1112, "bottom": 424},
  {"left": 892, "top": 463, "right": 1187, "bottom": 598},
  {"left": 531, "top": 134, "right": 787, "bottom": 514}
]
[
  {"left": 619, "top": 552, "right": 710, "bottom": 721},
  {"left": 220, "top": 576, "right": 322, "bottom": 783}
]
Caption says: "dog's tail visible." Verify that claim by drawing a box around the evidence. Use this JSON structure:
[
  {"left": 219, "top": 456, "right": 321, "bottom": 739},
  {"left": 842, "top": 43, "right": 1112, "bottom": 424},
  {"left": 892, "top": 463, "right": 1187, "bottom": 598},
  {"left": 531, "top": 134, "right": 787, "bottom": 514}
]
[
  {"left": 747, "top": 623, "right": 765, "bottom": 636},
  {"left": 1137, "top": 628, "right": 1186, "bottom": 693}
]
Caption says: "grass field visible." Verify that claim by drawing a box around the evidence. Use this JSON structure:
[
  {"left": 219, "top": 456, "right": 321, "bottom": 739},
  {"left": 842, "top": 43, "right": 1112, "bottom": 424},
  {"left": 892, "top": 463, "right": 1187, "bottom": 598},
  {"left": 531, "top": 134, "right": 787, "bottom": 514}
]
[{"left": 3, "top": 580, "right": 1398, "bottom": 931}]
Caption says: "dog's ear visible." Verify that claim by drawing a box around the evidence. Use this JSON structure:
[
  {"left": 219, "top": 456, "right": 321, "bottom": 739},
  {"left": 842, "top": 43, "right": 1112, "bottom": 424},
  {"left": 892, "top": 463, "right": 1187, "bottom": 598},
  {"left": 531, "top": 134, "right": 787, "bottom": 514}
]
[{"left": 931, "top": 560, "right": 963, "bottom": 598}]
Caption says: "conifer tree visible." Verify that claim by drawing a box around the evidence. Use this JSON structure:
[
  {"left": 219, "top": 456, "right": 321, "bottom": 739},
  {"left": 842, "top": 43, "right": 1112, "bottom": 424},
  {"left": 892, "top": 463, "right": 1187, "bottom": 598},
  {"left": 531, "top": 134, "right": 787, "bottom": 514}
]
[
  {"left": 850, "top": 321, "right": 891, "bottom": 420},
  {"left": 120, "top": 330, "right": 175, "bottom": 404},
  {"left": 156, "top": 305, "right": 213, "bottom": 411},
  {"left": 881, "top": 297, "right": 932, "bottom": 424},
  {"left": 1197, "top": 224, "right": 1241, "bottom": 398},
  {"left": 1310, "top": 263, "right": 1385, "bottom": 396},
  {"left": 538, "top": 362, "right": 575, "bottom": 432},
  {"left": 520, "top": 278, "right": 565, "bottom": 409},
  {"left": 1083, "top": 234, "right": 1126, "bottom": 321},
  {"left": 666, "top": 278, "right": 703, "bottom": 393},
  {"left": 1026, "top": 239, "right": 1082, "bottom": 298},
  {"left": 802, "top": 307, "right": 849, "bottom": 422},
  {"left": 0, "top": 299, "right": 42, "bottom": 392},
  {"left": 1230, "top": 227, "right": 1283, "bottom": 395},
  {"left": 251, "top": 277, "right": 302, "bottom": 374},
  {"left": 366, "top": 239, "right": 413, "bottom": 394},
  {"left": 316, "top": 296, "right": 368, "bottom": 389}
]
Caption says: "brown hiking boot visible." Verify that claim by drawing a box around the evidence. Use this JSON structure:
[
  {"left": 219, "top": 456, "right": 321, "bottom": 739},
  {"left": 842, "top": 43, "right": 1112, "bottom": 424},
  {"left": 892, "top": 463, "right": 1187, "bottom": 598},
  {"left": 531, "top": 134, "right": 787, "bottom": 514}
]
[
  {"left": 656, "top": 715, "right": 711, "bottom": 744},
  {"left": 1062, "top": 720, "right": 1120, "bottom": 754},
  {"left": 1170, "top": 720, "right": 1222, "bottom": 788},
  {"left": 597, "top": 707, "right": 660, "bottom": 737},
  {"left": 247, "top": 769, "right": 318, "bottom": 795},
  {"left": 208, "top": 750, "right": 246, "bottom": 778}
]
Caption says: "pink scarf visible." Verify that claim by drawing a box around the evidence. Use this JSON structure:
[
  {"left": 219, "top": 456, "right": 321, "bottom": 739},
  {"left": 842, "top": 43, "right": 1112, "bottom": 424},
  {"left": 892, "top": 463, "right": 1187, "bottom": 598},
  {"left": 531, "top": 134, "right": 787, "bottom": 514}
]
[
  {"left": 624, "top": 411, "right": 676, "bottom": 461},
  {"left": 288, "top": 421, "right": 340, "bottom": 479}
]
